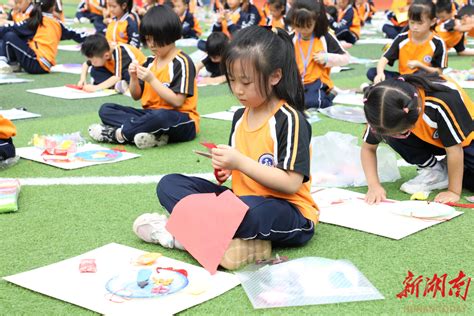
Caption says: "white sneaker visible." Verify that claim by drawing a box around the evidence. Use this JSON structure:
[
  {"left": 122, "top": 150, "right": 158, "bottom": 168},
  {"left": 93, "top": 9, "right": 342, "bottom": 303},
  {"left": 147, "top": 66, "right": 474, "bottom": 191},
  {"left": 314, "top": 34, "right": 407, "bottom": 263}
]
[
  {"left": 79, "top": 17, "right": 90, "bottom": 23},
  {"left": 0, "top": 60, "right": 13, "bottom": 74},
  {"left": 88, "top": 124, "right": 118, "bottom": 143},
  {"left": 114, "top": 80, "right": 128, "bottom": 94},
  {"left": 133, "top": 213, "right": 176, "bottom": 248},
  {"left": 134, "top": 133, "right": 169, "bottom": 149},
  {"left": 73, "top": 17, "right": 80, "bottom": 23},
  {"left": 400, "top": 162, "right": 449, "bottom": 194}
]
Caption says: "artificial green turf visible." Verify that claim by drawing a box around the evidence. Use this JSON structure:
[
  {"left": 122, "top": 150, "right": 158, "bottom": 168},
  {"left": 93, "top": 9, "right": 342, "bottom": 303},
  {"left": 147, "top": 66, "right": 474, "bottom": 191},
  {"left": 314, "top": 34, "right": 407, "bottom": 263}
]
[{"left": 1, "top": 6, "right": 474, "bottom": 314}]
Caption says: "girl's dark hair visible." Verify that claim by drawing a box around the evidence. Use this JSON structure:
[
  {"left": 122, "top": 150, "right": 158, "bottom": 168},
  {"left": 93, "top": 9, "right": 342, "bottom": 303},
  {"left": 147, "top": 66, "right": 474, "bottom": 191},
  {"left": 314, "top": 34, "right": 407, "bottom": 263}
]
[
  {"left": 139, "top": 5, "right": 182, "bottom": 47},
  {"left": 80, "top": 34, "right": 110, "bottom": 58},
  {"left": 27, "top": 0, "right": 56, "bottom": 31},
  {"left": 114, "top": 0, "right": 133, "bottom": 13},
  {"left": 363, "top": 73, "right": 450, "bottom": 135},
  {"left": 286, "top": 0, "right": 328, "bottom": 37},
  {"left": 206, "top": 32, "right": 229, "bottom": 57},
  {"left": 408, "top": 0, "right": 436, "bottom": 22},
  {"left": 222, "top": 26, "right": 305, "bottom": 112}
]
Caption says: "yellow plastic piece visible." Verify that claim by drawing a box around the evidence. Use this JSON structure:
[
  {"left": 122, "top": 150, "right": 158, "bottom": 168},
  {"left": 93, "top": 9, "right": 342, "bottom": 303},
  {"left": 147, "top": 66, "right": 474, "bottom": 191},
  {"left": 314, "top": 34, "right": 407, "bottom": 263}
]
[
  {"left": 410, "top": 192, "right": 428, "bottom": 201},
  {"left": 136, "top": 252, "right": 162, "bottom": 265}
]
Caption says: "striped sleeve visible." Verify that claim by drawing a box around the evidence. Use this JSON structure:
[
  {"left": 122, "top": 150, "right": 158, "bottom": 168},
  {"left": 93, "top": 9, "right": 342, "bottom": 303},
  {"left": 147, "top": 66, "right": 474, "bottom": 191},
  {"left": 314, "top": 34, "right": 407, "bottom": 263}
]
[
  {"left": 362, "top": 125, "right": 381, "bottom": 145},
  {"left": 431, "top": 36, "right": 447, "bottom": 69},
  {"left": 383, "top": 33, "right": 404, "bottom": 65},
  {"left": 425, "top": 93, "right": 472, "bottom": 147},
  {"left": 275, "top": 105, "right": 311, "bottom": 182},
  {"left": 112, "top": 47, "right": 123, "bottom": 78},
  {"left": 169, "top": 53, "right": 196, "bottom": 96}
]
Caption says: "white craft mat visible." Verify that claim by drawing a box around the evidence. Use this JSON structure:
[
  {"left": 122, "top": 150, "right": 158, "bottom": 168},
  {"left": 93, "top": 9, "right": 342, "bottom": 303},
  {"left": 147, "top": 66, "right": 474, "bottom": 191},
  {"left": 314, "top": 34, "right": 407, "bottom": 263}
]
[
  {"left": 27, "top": 86, "right": 118, "bottom": 99},
  {"left": 312, "top": 188, "right": 463, "bottom": 240},
  {"left": 0, "top": 109, "right": 40, "bottom": 120},
  {"left": 4, "top": 243, "right": 240, "bottom": 315}
]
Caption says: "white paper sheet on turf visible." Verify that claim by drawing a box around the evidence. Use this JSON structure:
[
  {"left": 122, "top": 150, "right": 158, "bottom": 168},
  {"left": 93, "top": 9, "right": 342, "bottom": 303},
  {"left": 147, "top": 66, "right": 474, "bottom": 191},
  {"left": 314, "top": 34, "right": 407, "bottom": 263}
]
[
  {"left": 51, "top": 64, "right": 83, "bottom": 75},
  {"left": 3, "top": 243, "right": 240, "bottom": 315},
  {"left": 0, "top": 75, "right": 33, "bottom": 84},
  {"left": 27, "top": 86, "right": 117, "bottom": 99},
  {"left": 456, "top": 80, "right": 474, "bottom": 89},
  {"left": 0, "top": 109, "right": 41, "bottom": 120},
  {"left": 333, "top": 93, "right": 364, "bottom": 106},
  {"left": 16, "top": 143, "right": 140, "bottom": 170},
  {"left": 356, "top": 38, "right": 392, "bottom": 45},
  {"left": 312, "top": 188, "right": 463, "bottom": 240},
  {"left": 58, "top": 44, "right": 82, "bottom": 51}
]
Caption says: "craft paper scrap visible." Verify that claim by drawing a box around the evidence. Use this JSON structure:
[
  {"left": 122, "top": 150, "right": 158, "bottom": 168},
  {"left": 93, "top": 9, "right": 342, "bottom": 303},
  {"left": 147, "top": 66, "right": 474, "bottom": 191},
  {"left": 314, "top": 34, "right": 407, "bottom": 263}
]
[
  {"left": 27, "top": 86, "right": 117, "bottom": 99},
  {"left": 3, "top": 243, "right": 240, "bottom": 315},
  {"left": 235, "top": 257, "right": 384, "bottom": 309},
  {"left": 166, "top": 191, "right": 249, "bottom": 274},
  {"left": 51, "top": 64, "right": 83, "bottom": 75},
  {"left": 0, "top": 179, "right": 20, "bottom": 213},
  {"left": 0, "top": 109, "right": 41, "bottom": 121},
  {"left": 311, "top": 188, "right": 463, "bottom": 240},
  {"left": 16, "top": 143, "right": 140, "bottom": 170}
]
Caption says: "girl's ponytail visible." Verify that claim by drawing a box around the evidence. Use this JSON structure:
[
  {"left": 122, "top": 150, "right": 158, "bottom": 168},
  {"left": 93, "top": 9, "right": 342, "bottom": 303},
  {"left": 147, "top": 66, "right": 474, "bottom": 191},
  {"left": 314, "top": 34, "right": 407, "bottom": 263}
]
[
  {"left": 273, "top": 27, "right": 305, "bottom": 111},
  {"left": 27, "top": 0, "right": 55, "bottom": 31}
]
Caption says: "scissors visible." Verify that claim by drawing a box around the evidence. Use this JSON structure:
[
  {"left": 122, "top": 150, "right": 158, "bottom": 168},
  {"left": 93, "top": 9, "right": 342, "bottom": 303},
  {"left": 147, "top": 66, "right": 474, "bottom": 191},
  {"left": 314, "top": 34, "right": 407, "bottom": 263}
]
[{"left": 193, "top": 142, "right": 224, "bottom": 185}]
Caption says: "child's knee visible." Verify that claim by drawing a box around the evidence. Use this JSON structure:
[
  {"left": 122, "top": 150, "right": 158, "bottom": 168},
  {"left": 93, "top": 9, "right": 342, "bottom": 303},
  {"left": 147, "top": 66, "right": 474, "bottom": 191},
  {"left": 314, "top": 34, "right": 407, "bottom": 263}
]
[
  {"left": 156, "top": 174, "right": 182, "bottom": 199},
  {"left": 98, "top": 103, "right": 115, "bottom": 117}
]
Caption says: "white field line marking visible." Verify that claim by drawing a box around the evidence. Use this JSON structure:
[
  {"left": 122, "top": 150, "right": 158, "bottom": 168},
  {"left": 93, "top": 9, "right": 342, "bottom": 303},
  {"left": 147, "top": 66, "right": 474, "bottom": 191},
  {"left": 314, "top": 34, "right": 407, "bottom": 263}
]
[{"left": 17, "top": 173, "right": 216, "bottom": 186}]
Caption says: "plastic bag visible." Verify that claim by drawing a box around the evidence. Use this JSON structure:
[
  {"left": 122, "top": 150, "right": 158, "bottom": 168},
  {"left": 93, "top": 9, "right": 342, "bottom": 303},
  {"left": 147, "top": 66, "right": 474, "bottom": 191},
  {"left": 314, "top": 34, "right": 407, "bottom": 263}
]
[
  {"left": 235, "top": 257, "right": 384, "bottom": 309},
  {"left": 311, "top": 132, "right": 400, "bottom": 187}
]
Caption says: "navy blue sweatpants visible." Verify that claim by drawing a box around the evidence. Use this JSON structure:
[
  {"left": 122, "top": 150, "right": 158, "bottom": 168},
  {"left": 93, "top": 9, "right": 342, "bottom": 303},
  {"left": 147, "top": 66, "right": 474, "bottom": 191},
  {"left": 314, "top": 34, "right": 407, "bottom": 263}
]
[
  {"left": 75, "top": 11, "right": 106, "bottom": 33},
  {"left": 0, "top": 32, "right": 47, "bottom": 74},
  {"left": 382, "top": 24, "right": 404, "bottom": 39},
  {"left": 304, "top": 79, "right": 334, "bottom": 110},
  {"left": 385, "top": 134, "right": 474, "bottom": 191},
  {"left": 366, "top": 68, "right": 400, "bottom": 82},
  {"left": 98, "top": 103, "right": 196, "bottom": 143},
  {"left": 0, "top": 138, "right": 15, "bottom": 160},
  {"left": 157, "top": 174, "right": 315, "bottom": 247}
]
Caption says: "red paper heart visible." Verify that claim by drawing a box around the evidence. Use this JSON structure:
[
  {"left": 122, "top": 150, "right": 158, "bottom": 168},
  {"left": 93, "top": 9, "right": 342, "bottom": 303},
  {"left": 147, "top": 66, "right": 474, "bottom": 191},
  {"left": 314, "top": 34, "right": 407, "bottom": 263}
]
[{"left": 166, "top": 191, "right": 249, "bottom": 274}]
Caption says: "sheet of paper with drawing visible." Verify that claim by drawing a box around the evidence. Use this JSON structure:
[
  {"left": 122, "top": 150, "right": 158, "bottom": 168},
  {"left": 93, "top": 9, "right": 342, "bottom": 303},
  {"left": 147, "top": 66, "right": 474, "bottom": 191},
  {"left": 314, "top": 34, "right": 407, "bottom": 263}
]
[
  {"left": 27, "top": 86, "right": 118, "bottom": 99},
  {"left": 312, "top": 188, "right": 463, "bottom": 240},
  {"left": 16, "top": 143, "right": 140, "bottom": 170},
  {"left": 3, "top": 243, "right": 240, "bottom": 315}
]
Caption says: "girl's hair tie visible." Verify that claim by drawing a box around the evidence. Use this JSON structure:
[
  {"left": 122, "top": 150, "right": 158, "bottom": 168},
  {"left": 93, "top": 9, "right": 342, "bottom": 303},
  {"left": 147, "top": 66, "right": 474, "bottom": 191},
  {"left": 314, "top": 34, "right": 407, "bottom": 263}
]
[
  {"left": 414, "top": 92, "right": 418, "bottom": 97},
  {"left": 362, "top": 98, "right": 368, "bottom": 103},
  {"left": 403, "top": 107, "right": 409, "bottom": 114},
  {"left": 397, "top": 77, "right": 405, "bottom": 82}
]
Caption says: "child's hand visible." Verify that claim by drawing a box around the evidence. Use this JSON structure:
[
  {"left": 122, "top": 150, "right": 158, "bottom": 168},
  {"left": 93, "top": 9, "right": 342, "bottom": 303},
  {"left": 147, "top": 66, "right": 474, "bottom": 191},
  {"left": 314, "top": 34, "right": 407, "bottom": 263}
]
[
  {"left": 215, "top": 169, "right": 232, "bottom": 183},
  {"left": 434, "top": 190, "right": 460, "bottom": 203},
  {"left": 217, "top": 9, "right": 225, "bottom": 23},
  {"left": 374, "top": 72, "right": 385, "bottom": 84},
  {"left": 136, "top": 65, "right": 155, "bottom": 83},
  {"left": 128, "top": 61, "right": 138, "bottom": 78},
  {"left": 407, "top": 60, "right": 422, "bottom": 69},
  {"left": 313, "top": 52, "right": 327, "bottom": 65},
  {"left": 211, "top": 145, "right": 243, "bottom": 171},
  {"left": 77, "top": 79, "right": 85, "bottom": 88},
  {"left": 365, "top": 185, "right": 387, "bottom": 205},
  {"left": 82, "top": 84, "right": 99, "bottom": 92}
]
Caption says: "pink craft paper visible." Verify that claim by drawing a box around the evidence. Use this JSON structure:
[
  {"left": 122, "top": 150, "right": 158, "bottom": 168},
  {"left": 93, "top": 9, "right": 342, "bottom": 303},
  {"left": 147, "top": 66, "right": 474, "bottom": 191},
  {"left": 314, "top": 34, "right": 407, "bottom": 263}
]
[{"left": 166, "top": 191, "right": 249, "bottom": 274}]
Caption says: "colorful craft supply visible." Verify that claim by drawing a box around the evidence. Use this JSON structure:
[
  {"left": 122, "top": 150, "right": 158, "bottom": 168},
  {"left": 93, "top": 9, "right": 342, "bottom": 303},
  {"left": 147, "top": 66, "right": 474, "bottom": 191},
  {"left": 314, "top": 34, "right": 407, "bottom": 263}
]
[
  {"left": 79, "top": 259, "right": 97, "bottom": 273},
  {"left": 136, "top": 269, "right": 152, "bottom": 288},
  {"left": 0, "top": 179, "right": 20, "bottom": 213}
]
